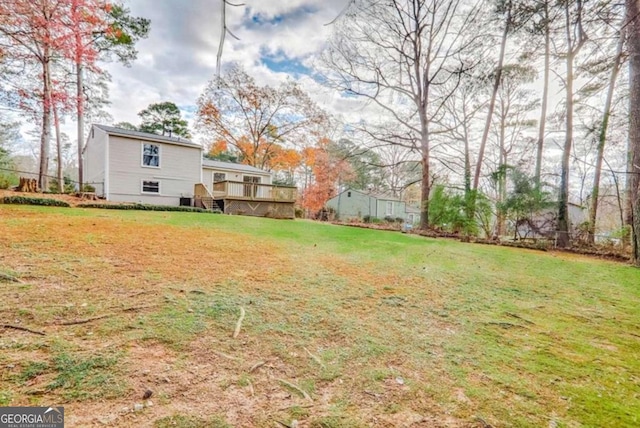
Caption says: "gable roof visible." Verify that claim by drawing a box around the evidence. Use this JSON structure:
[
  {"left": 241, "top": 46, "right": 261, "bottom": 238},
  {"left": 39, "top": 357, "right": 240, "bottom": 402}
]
[
  {"left": 368, "top": 191, "right": 400, "bottom": 201},
  {"left": 93, "top": 124, "right": 201, "bottom": 149},
  {"left": 202, "top": 159, "right": 270, "bottom": 175},
  {"left": 336, "top": 188, "right": 401, "bottom": 202}
]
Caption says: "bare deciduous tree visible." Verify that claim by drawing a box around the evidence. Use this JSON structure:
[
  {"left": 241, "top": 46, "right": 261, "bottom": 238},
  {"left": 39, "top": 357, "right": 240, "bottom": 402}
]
[
  {"left": 321, "top": 0, "right": 483, "bottom": 229},
  {"left": 196, "top": 64, "right": 328, "bottom": 170}
]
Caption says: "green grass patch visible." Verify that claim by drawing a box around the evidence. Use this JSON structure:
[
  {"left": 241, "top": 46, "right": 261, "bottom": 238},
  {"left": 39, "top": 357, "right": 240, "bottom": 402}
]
[
  {"left": 46, "top": 352, "right": 124, "bottom": 400},
  {"left": 0, "top": 390, "right": 13, "bottom": 406},
  {"left": 154, "top": 414, "right": 230, "bottom": 428},
  {"left": 17, "top": 361, "right": 49, "bottom": 384},
  {"left": 9, "top": 351, "right": 124, "bottom": 402},
  {"left": 309, "top": 416, "right": 364, "bottom": 428}
]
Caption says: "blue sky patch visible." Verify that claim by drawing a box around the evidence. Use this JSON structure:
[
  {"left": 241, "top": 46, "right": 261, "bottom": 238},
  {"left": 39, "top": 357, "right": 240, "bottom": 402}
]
[
  {"left": 259, "top": 48, "right": 312, "bottom": 77},
  {"left": 243, "top": 4, "right": 318, "bottom": 27}
]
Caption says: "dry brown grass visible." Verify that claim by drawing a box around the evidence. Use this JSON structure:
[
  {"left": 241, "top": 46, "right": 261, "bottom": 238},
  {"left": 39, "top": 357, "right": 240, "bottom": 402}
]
[
  {"left": 0, "top": 205, "right": 479, "bottom": 428},
  {"left": 1, "top": 204, "right": 638, "bottom": 428}
]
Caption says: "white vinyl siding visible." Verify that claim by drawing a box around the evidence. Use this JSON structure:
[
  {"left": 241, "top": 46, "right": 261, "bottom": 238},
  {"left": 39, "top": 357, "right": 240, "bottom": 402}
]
[
  {"left": 83, "top": 127, "right": 109, "bottom": 197},
  {"left": 108, "top": 136, "right": 201, "bottom": 205},
  {"left": 202, "top": 166, "right": 271, "bottom": 195}
]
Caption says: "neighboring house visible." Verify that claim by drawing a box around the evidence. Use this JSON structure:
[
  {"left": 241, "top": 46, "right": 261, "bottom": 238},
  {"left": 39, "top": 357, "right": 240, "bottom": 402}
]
[
  {"left": 83, "top": 125, "right": 296, "bottom": 218},
  {"left": 325, "top": 189, "right": 420, "bottom": 223},
  {"left": 514, "top": 203, "right": 586, "bottom": 239},
  {"left": 404, "top": 205, "right": 421, "bottom": 225}
]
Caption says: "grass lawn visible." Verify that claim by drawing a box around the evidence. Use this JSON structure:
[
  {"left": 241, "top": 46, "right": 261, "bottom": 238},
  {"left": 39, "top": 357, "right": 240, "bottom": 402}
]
[{"left": 0, "top": 205, "right": 639, "bottom": 427}]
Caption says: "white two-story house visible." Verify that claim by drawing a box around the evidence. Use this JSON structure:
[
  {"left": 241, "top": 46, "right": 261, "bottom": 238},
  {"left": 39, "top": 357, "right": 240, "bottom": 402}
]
[
  {"left": 84, "top": 124, "right": 202, "bottom": 205},
  {"left": 83, "top": 124, "right": 296, "bottom": 218}
]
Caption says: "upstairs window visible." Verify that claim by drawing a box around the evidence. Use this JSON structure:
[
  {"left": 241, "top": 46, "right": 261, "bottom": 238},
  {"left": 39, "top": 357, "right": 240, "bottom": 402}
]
[{"left": 142, "top": 143, "right": 160, "bottom": 167}]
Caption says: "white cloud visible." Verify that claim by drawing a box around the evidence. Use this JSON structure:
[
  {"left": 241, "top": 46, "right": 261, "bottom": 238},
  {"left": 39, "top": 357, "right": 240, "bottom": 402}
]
[{"left": 102, "top": 0, "right": 352, "bottom": 134}]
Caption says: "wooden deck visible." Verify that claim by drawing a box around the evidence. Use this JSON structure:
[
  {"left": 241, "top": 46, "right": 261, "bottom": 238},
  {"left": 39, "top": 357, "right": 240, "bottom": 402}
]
[
  {"left": 212, "top": 181, "right": 296, "bottom": 202},
  {"left": 194, "top": 182, "right": 296, "bottom": 219}
]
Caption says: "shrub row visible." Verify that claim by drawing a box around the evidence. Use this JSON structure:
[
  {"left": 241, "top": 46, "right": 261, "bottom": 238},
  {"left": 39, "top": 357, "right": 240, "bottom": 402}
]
[
  {"left": 2, "top": 196, "right": 70, "bottom": 207},
  {"left": 79, "top": 203, "right": 220, "bottom": 213},
  {"left": 363, "top": 215, "right": 406, "bottom": 224}
]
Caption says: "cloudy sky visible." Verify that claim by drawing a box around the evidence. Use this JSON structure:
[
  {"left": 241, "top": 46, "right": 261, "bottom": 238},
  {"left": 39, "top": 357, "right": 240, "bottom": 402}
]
[{"left": 104, "top": 0, "right": 353, "bottom": 141}]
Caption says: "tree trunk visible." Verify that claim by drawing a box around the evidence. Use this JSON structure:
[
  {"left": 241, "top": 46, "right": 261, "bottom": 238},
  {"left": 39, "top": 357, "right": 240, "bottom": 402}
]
[
  {"left": 53, "top": 105, "right": 63, "bottom": 194},
  {"left": 419, "top": 129, "right": 430, "bottom": 229},
  {"left": 588, "top": 25, "right": 624, "bottom": 244},
  {"left": 497, "top": 96, "right": 508, "bottom": 237},
  {"left": 77, "top": 61, "right": 84, "bottom": 191},
  {"left": 626, "top": 152, "right": 634, "bottom": 228},
  {"left": 535, "top": 1, "right": 550, "bottom": 187},
  {"left": 557, "top": 63, "right": 573, "bottom": 247},
  {"left": 627, "top": 0, "right": 640, "bottom": 265},
  {"left": 39, "top": 55, "right": 52, "bottom": 192},
  {"left": 557, "top": 0, "right": 584, "bottom": 249},
  {"left": 473, "top": 4, "right": 510, "bottom": 191},
  {"left": 464, "top": 124, "right": 471, "bottom": 196}
]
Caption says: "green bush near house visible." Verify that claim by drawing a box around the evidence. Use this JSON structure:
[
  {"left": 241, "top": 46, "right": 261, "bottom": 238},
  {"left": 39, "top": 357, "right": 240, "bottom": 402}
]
[
  {"left": 0, "top": 173, "right": 17, "bottom": 190},
  {"left": 79, "top": 203, "right": 219, "bottom": 213},
  {"left": 2, "top": 196, "right": 70, "bottom": 207},
  {"left": 363, "top": 215, "right": 382, "bottom": 224},
  {"left": 48, "top": 176, "right": 76, "bottom": 194}
]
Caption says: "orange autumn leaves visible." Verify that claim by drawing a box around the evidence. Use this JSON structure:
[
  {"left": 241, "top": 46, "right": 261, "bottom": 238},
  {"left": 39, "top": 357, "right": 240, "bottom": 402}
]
[
  {"left": 197, "top": 64, "right": 347, "bottom": 213},
  {"left": 207, "top": 136, "right": 352, "bottom": 213},
  {"left": 208, "top": 137, "right": 301, "bottom": 172},
  {"left": 300, "top": 138, "right": 354, "bottom": 212},
  {"left": 196, "top": 64, "right": 329, "bottom": 171}
]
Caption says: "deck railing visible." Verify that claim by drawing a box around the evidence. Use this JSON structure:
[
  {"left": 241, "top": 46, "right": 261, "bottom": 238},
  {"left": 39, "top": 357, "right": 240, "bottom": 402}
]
[
  {"left": 194, "top": 183, "right": 217, "bottom": 210},
  {"left": 212, "top": 181, "right": 297, "bottom": 202}
]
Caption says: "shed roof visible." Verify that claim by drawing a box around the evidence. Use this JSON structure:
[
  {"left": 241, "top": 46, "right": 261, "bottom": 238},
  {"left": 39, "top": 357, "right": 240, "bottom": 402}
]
[{"left": 337, "top": 188, "right": 400, "bottom": 201}]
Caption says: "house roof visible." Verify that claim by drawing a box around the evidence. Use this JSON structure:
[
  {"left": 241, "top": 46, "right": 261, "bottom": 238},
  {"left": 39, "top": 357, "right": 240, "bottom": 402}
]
[
  {"left": 93, "top": 124, "right": 202, "bottom": 149},
  {"left": 368, "top": 192, "right": 400, "bottom": 201},
  {"left": 338, "top": 188, "right": 400, "bottom": 201},
  {"left": 202, "top": 159, "right": 270, "bottom": 175}
]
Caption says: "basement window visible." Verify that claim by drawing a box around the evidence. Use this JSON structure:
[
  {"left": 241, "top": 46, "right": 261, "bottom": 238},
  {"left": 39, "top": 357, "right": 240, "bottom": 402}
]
[{"left": 142, "top": 180, "right": 160, "bottom": 194}]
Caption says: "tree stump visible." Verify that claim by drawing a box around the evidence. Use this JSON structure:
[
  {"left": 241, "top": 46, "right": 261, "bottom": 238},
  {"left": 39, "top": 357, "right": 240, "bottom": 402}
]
[
  {"left": 80, "top": 192, "right": 97, "bottom": 201},
  {"left": 17, "top": 177, "right": 38, "bottom": 193}
]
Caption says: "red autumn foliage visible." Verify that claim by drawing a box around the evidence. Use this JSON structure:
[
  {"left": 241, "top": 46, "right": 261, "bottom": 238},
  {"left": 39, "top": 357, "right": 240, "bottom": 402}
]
[{"left": 300, "top": 138, "right": 354, "bottom": 213}]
